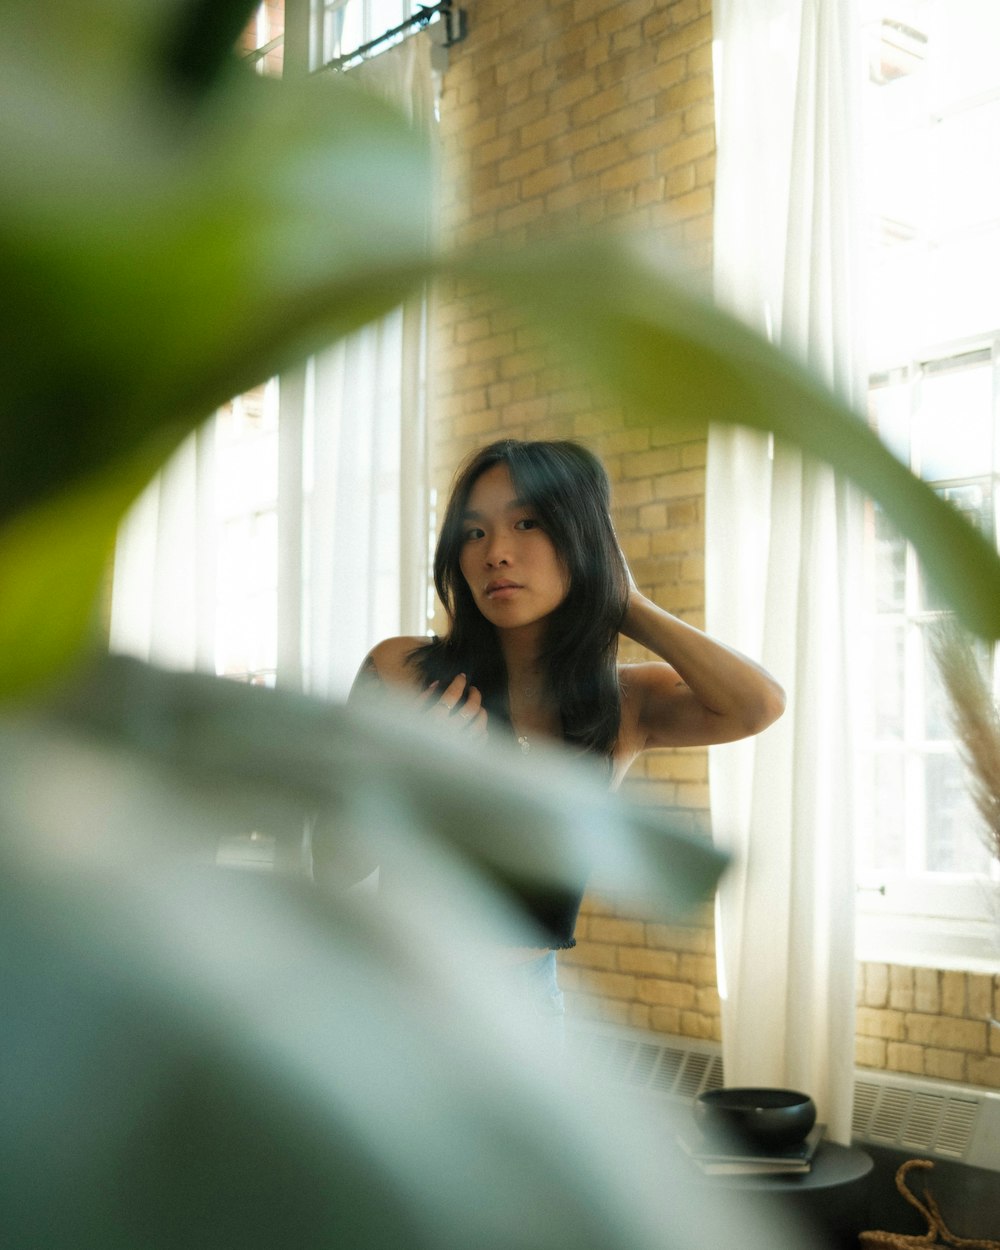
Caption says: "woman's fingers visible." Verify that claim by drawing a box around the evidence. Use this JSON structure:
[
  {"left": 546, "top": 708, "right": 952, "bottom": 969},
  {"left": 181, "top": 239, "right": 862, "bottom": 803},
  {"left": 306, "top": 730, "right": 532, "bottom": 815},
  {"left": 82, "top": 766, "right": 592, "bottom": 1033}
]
[
  {"left": 431, "top": 673, "right": 468, "bottom": 715},
  {"left": 425, "top": 676, "right": 488, "bottom": 738}
]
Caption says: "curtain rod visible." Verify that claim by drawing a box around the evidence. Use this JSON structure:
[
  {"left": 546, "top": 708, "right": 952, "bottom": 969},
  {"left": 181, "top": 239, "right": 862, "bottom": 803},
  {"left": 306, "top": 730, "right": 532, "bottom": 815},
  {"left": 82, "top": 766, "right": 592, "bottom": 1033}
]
[{"left": 317, "top": 0, "right": 468, "bottom": 74}]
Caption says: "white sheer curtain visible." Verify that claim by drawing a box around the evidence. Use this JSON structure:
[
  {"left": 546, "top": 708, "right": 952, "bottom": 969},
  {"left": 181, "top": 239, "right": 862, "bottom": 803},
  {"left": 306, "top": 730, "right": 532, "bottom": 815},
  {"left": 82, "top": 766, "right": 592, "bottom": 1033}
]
[
  {"left": 706, "top": 0, "right": 866, "bottom": 1143},
  {"left": 298, "top": 37, "right": 434, "bottom": 698},
  {"left": 110, "top": 36, "right": 434, "bottom": 698}
]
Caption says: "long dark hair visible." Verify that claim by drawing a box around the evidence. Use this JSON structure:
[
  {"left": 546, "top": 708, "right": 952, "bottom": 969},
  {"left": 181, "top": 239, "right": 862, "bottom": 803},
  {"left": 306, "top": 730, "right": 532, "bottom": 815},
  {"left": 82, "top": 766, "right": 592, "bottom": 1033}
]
[{"left": 410, "top": 439, "right": 629, "bottom": 759}]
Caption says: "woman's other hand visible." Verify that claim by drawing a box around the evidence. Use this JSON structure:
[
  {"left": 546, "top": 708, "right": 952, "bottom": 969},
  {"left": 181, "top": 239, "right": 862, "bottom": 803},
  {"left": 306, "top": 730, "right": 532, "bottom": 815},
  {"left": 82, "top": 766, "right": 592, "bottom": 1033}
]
[{"left": 420, "top": 674, "right": 489, "bottom": 740}]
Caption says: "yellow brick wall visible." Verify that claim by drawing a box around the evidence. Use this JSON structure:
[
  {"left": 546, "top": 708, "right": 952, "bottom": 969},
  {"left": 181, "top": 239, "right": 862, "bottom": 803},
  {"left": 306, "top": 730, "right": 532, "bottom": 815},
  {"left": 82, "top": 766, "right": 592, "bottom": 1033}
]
[
  {"left": 432, "top": 0, "right": 999, "bottom": 1090},
  {"left": 856, "top": 964, "right": 1000, "bottom": 1089}
]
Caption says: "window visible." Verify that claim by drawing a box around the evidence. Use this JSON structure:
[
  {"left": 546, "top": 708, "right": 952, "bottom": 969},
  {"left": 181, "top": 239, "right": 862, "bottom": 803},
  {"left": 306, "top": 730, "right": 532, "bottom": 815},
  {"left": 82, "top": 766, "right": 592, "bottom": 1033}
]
[
  {"left": 314, "top": 0, "right": 416, "bottom": 65},
  {"left": 859, "top": 0, "right": 1000, "bottom": 968}
]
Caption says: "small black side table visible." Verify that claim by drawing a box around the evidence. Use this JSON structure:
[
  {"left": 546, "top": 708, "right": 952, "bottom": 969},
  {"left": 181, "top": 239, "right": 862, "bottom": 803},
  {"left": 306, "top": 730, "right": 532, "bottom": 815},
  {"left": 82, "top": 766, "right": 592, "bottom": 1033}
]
[{"left": 690, "top": 1140, "right": 874, "bottom": 1249}]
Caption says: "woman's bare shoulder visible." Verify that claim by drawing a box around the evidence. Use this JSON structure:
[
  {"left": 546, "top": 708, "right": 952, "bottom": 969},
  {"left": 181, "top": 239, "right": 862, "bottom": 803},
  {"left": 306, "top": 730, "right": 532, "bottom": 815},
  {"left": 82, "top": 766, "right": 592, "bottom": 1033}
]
[{"left": 363, "top": 635, "right": 432, "bottom": 686}]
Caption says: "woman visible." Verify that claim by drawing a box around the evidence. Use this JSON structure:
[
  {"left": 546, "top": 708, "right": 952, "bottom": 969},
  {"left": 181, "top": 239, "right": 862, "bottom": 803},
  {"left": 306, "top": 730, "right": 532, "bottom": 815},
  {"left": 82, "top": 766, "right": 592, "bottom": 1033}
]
[{"left": 348, "top": 439, "right": 784, "bottom": 1012}]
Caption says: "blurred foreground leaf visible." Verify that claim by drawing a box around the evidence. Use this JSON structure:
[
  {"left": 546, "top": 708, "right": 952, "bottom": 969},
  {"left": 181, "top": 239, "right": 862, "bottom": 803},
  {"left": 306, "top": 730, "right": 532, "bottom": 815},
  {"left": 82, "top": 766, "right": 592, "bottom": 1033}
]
[{"left": 0, "top": 657, "right": 792, "bottom": 1250}]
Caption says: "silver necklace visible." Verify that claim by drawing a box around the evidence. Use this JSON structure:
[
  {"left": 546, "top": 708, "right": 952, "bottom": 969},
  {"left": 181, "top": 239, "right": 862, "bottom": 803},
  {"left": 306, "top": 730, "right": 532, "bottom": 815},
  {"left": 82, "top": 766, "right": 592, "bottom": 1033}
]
[{"left": 516, "top": 733, "right": 531, "bottom": 754}]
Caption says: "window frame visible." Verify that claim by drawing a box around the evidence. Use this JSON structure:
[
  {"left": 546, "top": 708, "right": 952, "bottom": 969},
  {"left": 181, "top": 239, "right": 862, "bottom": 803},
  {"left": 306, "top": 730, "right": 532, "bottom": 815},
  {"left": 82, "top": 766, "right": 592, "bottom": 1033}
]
[{"left": 856, "top": 332, "right": 1000, "bottom": 971}]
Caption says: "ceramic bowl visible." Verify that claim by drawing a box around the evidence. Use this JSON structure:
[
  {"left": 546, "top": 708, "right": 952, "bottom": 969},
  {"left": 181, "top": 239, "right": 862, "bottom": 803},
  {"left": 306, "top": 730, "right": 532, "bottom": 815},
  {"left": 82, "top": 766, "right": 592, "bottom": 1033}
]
[{"left": 693, "top": 1087, "right": 817, "bottom": 1150}]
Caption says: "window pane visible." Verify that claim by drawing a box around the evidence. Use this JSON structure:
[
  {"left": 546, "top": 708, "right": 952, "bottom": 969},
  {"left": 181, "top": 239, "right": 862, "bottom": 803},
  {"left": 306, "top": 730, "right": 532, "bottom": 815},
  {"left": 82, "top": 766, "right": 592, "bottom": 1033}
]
[
  {"left": 915, "top": 364, "right": 993, "bottom": 481},
  {"left": 369, "top": 0, "right": 405, "bottom": 38},
  {"left": 924, "top": 750, "right": 991, "bottom": 873},
  {"left": 875, "top": 620, "right": 905, "bottom": 737},
  {"left": 872, "top": 751, "right": 907, "bottom": 872}
]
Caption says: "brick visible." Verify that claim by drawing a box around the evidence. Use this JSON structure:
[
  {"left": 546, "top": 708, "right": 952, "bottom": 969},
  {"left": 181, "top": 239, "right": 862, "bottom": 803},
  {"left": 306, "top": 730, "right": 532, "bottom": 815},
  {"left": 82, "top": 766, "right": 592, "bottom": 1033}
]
[
  {"left": 680, "top": 556, "right": 705, "bottom": 582},
  {"left": 651, "top": 527, "right": 702, "bottom": 556},
  {"left": 598, "top": 98, "right": 656, "bottom": 141},
  {"left": 629, "top": 1003, "right": 652, "bottom": 1030},
  {"left": 887, "top": 1043, "right": 925, "bottom": 1075},
  {"left": 564, "top": 940, "right": 618, "bottom": 971},
  {"left": 497, "top": 143, "right": 549, "bottom": 184},
  {"left": 643, "top": 0, "right": 700, "bottom": 39},
  {"left": 687, "top": 39, "right": 714, "bottom": 74},
  {"left": 618, "top": 946, "right": 680, "bottom": 977},
  {"left": 915, "top": 969, "right": 940, "bottom": 1014},
  {"left": 572, "top": 83, "right": 630, "bottom": 126},
  {"left": 925, "top": 1049, "right": 967, "bottom": 1082},
  {"left": 588, "top": 916, "right": 646, "bottom": 946},
  {"left": 685, "top": 100, "right": 715, "bottom": 135},
  {"left": 889, "top": 965, "right": 915, "bottom": 1011},
  {"left": 967, "top": 1056, "right": 1000, "bottom": 1089},
  {"left": 520, "top": 110, "right": 570, "bottom": 149},
  {"left": 865, "top": 963, "right": 890, "bottom": 1008},
  {"left": 494, "top": 43, "right": 545, "bottom": 86},
  {"left": 580, "top": 970, "right": 638, "bottom": 1000},
  {"left": 655, "top": 129, "right": 716, "bottom": 174},
  {"left": 661, "top": 71, "right": 715, "bottom": 113},
  {"left": 665, "top": 163, "right": 697, "bottom": 197},
  {"left": 679, "top": 953, "right": 716, "bottom": 986},
  {"left": 613, "top": 477, "right": 656, "bottom": 509},
  {"left": 584, "top": 39, "right": 611, "bottom": 71},
  {"left": 638, "top": 978, "right": 695, "bottom": 1007},
  {"left": 520, "top": 159, "right": 573, "bottom": 199},
  {"left": 941, "top": 971, "right": 967, "bottom": 1018},
  {"left": 856, "top": 1007, "right": 906, "bottom": 1041},
  {"left": 646, "top": 922, "right": 711, "bottom": 953},
  {"left": 649, "top": 1006, "right": 681, "bottom": 1034},
  {"left": 856, "top": 1037, "right": 887, "bottom": 1069},
  {"left": 600, "top": 154, "right": 657, "bottom": 193},
  {"left": 596, "top": 0, "right": 654, "bottom": 37},
  {"left": 696, "top": 986, "right": 720, "bottom": 1015},
  {"left": 611, "top": 24, "right": 643, "bottom": 54},
  {"left": 643, "top": 751, "right": 707, "bottom": 782},
  {"left": 454, "top": 409, "right": 499, "bottom": 439},
  {"left": 680, "top": 1011, "right": 717, "bottom": 1040},
  {"left": 656, "top": 13, "right": 713, "bottom": 58},
  {"left": 968, "top": 974, "right": 993, "bottom": 1020},
  {"left": 572, "top": 136, "right": 630, "bottom": 176},
  {"left": 658, "top": 186, "right": 713, "bottom": 222},
  {"left": 904, "top": 1014, "right": 986, "bottom": 1053},
  {"left": 638, "top": 503, "right": 669, "bottom": 531},
  {"left": 496, "top": 94, "right": 549, "bottom": 136},
  {"left": 549, "top": 71, "right": 601, "bottom": 113},
  {"left": 681, "top": 442, "right": 707, "bottom": 468}
]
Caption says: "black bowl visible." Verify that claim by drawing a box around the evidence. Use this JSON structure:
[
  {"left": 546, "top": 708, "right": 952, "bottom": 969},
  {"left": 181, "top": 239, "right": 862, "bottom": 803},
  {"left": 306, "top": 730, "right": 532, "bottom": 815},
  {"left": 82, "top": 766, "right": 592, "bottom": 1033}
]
[{"left": 693, "top": 1087, "right": 817, "bottom": 1150}]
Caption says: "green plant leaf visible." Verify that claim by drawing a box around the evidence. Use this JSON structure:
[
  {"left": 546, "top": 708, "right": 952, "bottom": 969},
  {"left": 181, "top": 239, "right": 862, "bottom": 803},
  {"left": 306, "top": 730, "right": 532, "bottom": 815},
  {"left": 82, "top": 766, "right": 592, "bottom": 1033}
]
[
  {"left": 466, "top": 239, "right": 1000, "bottom": 639},
  {"left": 0, "top": 38, "right": 432, "bottom": 528},
  {"left": 160, "top": 0, "right": 263, "bottom": 99}
]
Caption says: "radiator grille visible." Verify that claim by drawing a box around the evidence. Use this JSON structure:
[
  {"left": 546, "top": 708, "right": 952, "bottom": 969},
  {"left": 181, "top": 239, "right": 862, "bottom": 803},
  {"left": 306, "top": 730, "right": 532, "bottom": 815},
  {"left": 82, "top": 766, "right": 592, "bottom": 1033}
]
[
  {"left": 569, "top": 1025, "right": 723, "bottom": 1101},
  {"left": 853, "top": 1077, "right": 984, "bottom": 1161},
  {"left": 571, "top": 1023, "right": 998, "bottom": 1169}
]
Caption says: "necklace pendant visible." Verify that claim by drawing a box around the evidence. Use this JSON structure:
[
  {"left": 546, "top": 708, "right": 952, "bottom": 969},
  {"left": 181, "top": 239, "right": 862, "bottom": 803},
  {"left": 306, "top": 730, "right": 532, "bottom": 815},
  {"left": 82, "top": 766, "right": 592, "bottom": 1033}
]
[{"left": 517, "top": 734, "right": 531, "bottom": 754}]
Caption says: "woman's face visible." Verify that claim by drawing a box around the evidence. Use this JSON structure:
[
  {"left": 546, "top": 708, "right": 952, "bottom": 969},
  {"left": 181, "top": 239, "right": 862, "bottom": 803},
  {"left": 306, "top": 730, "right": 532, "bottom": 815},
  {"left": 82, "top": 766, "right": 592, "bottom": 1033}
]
[{"left": 457, "top": 463, "right": 570, "bottom": 632}]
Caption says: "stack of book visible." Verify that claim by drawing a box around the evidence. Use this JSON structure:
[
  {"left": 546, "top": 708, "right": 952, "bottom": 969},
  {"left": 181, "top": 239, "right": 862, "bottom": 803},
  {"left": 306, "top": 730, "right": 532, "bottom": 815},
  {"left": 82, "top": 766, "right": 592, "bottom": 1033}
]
[{"left": 676, "top": 1122, "right": 825, "bottom": 1176}]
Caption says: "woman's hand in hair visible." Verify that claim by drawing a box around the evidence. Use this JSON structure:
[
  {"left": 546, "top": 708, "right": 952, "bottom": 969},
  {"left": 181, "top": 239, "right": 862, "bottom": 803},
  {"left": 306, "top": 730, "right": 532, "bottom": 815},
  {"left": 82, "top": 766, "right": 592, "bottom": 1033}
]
[
  {"left": 617, "top": 592, "right": 785, "bottom": 748},
  {"left": 420, "top": 674, "right": 489, "bottom": 741}
]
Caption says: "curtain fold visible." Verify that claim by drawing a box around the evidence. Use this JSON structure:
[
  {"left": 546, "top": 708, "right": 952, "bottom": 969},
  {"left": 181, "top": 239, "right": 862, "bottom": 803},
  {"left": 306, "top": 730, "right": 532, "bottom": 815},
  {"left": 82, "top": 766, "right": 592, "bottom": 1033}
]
[
  {"left": 110, "top": 36, "right": 434, "bottom": 699},
  {"left": 707, "top": 0, "right": 866, "bottom": 1144}
]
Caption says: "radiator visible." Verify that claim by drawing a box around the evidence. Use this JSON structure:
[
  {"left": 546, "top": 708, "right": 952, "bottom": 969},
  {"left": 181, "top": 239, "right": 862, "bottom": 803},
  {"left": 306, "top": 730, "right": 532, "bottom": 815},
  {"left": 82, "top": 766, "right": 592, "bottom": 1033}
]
[{"left": 567, "top": 1021, "right": 1000, "bottom": 1172}]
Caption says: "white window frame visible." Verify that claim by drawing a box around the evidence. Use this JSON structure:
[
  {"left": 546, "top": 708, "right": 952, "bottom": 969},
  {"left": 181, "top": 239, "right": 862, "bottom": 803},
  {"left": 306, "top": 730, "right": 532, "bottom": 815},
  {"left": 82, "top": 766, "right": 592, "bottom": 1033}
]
[{"left": 857, "top": 333, "right": 1000, "bottom": 971}]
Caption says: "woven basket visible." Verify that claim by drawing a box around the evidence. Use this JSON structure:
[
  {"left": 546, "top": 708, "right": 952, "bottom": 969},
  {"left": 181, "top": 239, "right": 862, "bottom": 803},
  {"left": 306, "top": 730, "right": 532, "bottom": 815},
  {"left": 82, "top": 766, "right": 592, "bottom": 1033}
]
[{"left": 859, "top": 1159, "right": 1000, "bottom": 1250}]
